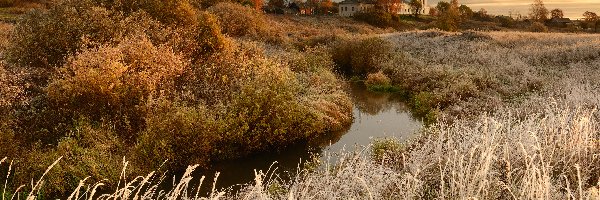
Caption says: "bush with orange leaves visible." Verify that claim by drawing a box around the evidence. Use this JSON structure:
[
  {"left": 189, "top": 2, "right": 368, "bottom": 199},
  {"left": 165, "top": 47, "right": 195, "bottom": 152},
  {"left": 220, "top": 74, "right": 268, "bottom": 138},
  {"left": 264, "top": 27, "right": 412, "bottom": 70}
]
[
  {"left": 45, "top": 35, "right": 186, "bottom": 140},
  {"left": 6, "top": 0, "right": 223, "bottom": 82},
  {"left": 0, "top": 0, "right": 353, "bottom": 196},
  {"left": 365, "top": 71, "right": 391, "bottom": 86},
  {"left": 208, "top": 2, "right": 271, "bottom": 39}
]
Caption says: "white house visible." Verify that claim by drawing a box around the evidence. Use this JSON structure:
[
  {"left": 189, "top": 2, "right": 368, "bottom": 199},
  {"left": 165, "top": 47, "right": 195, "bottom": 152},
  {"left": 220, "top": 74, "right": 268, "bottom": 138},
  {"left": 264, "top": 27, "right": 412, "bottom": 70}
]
[
  {"left": 338, "top": 0, "right": 374, "bottom": 17},
  {"left": 338, "top": 0, "right": 430, "bottom": 17}
]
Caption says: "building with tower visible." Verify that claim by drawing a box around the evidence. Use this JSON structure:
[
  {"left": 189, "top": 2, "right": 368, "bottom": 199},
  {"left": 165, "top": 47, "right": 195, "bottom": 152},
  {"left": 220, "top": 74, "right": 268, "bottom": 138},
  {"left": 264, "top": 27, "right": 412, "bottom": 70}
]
[{"left": 338, "top": 0, "right": 430, "bottom": 17}]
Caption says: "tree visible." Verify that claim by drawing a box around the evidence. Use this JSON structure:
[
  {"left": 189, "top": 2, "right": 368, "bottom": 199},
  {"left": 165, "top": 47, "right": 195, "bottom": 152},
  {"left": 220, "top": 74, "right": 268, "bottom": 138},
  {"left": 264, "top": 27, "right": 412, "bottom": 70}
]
[
  {"left": 436, "top": 0, "right": 460, "bottom": 31},
  {"left": 376, "top": 0, "right": 401, "bottom": 13},
  {"left": 429, "top": 7, "right": 438, "bottom": 16},
  {"left": 458, "top": 4, "right": 473, "bottom": 19},
  {"left": 436, "top": 1, "right": 450, "bottom": 13},
  {"left": 473, "top": 8, "right": 489, "bottom": 20},
  {"left": 529, "top": 0, "right": 548, "bottom": 21},
  {"left": 319, "top": 0, "right": 333, "bottom": 14},
  {"left": 268, "top": 0, "right": 285, "bottom": 9},
  {"left": 583, "top": 11, "right": 599, "bottom": 22},
  {"left": 409, "top": 0, "right": 423, "bottom": 17},
  {"left": 583, "top": 11, "right": 599, "bottom": 32},
  {"left": 252, "top": 0, "right": 264, "bottom": 11},
  {"left": 550, "top": 8, "right": 563, "bottom": 19}
]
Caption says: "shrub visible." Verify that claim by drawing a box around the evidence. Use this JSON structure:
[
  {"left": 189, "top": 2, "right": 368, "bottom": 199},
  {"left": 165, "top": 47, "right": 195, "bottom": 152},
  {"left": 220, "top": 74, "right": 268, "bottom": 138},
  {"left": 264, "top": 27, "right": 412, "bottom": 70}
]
[
  {"left": 216, "top": 62, "right": 323, "bottom": 157},
  {"left": 7, "top": 1, "right": 120, "bottom": 71},
  {"left": 288, "top": 46, "right": 335, "bottom": 73},
  {"left": 331, "top": 37, "right": 391, "bottom": 76},
  {"left": 0, "top": 22, "right": 12, "bottom": 51},
  {"left": 208, "top": 2, "right": 269, "bottom": 38},
  {"left": 0, "top": 0, "right": 15, "bottom": 7},
  {"left": 135, "top": 100, "right": 220, "bottom": 169},
  {"left": 365, "top": 71, "right": 391, "bottom": 86},
  {"left": 178, "top": 40, "right": 264, "bottom": 105},
  {"left": 0, "top": 129, "right": 20, "bottom": 158},
  {"left": 410, "top": 91, "right": 441, "bottom": 121},
  {"left": 11, "top": 120, "right": 126, "bottom": 197},
  {"left": 371, "top": 138, "right": 404, "bottom": 167},
  {"left": 365, "top": 71, "right": 399, "bottom": 92},
  {"left": 6, "top": 0, "right": 216, "bottom": 80},
  {"left": 0, "top": 64, "right": 22, "bottom": 113},
  {"left": 45, "top": 35, "right": 186, "bottom": 140},
  {"left": 530, "top": 22, "right": 548, "bottom": 32},
  {"left": 185, "top": 11, "right": 228, "bottom": 61},
  {"left": 93, "top": 0, "right": 199, "bottom": 26},
  {"left": 353, "top": 10, "right": 395, "bottom": 28}
]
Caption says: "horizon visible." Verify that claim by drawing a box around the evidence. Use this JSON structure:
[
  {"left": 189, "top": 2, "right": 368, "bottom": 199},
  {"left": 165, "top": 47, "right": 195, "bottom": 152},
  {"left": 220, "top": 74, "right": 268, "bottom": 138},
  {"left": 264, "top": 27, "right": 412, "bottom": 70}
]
[
  {"left": 334, "top": 0, "right": 600, "bottom": 19},
  {"left": 428, "top": 0, "right": 600, "bottom": 19}
]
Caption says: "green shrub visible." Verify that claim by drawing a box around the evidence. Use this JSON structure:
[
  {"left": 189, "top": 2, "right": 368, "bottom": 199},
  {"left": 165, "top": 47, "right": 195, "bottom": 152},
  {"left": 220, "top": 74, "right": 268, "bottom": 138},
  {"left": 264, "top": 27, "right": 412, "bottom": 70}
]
[
  {"left": 216, "top": 63, "right": 323, "bottom": 157},
  {"left": 135, "top": 100, "right": 220, "bottom": 169},
  {"left": 371, "top": 138, "right": 404, "bottom": 166},
  {"left": 410, "top": 91, "right": 439, "bottom": 118},
  {"left": 365, "top": 71, "right": 400, "bottom": 92},
  {"left": 11, "top": 120, "right": 126, "bottom": 197},
  {"left": 331, "top": 37, "right": 391, "bottom": 76},
  {"left": 288, "top": 46, "right": 335, "bottom": 73}
]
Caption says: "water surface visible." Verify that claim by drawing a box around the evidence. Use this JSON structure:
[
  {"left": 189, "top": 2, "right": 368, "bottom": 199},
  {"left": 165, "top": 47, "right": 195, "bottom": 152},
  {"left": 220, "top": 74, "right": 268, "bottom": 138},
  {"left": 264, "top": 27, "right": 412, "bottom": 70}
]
[{"left": 191, "top": 83, "right": 422, "bottom": 194}]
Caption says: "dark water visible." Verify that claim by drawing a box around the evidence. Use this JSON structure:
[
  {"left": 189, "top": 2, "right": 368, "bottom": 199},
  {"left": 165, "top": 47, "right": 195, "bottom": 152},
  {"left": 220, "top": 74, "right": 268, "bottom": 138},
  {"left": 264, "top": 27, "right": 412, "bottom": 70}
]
[{"left": 188, "top": 83, "right": 423, "bottom": 195}]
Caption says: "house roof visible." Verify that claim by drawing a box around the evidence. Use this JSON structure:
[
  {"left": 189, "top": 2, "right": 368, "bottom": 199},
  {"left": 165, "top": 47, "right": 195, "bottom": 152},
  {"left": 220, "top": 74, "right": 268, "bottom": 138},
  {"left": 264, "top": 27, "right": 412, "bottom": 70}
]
[
  {"left": 339, "top": 0, "right": 373, "bottom": 5},
  {"left": 551, "top": 18, "right": 572, "bottom": 23}
]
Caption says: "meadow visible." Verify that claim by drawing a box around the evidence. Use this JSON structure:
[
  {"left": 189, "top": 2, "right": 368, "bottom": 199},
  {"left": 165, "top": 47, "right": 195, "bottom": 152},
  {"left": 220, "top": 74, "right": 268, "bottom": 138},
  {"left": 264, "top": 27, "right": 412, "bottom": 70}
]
[{"left": 1, "top": 0, "right": 600, "bottom": 199}]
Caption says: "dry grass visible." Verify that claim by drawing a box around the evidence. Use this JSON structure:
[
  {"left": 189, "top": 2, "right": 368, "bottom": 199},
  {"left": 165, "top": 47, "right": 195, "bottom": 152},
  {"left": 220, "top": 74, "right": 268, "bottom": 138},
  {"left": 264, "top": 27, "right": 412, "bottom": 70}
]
[
  {"left": 0, "top": 22, "right": 11, "bottom": 50},
  {"left": 370, "top": 30, "right": 600, "bottom": 120},
  {"left": 2, "top": 5, "right": 600, "bottom": 199},
  {"left": 3, "top": 102, "right": 598, "bottom": 199}
]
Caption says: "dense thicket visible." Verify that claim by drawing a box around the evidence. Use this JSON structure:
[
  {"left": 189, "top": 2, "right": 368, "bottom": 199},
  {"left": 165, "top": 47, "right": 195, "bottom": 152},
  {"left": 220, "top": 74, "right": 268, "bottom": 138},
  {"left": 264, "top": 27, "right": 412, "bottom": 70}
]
[{"left": 0, "top": 0, "right": 352, "bottom": 196}]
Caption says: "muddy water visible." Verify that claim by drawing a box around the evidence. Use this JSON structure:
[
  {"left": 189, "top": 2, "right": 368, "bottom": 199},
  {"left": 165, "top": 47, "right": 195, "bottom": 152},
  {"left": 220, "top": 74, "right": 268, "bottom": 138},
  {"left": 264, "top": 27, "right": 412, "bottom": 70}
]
[{"left": 190, "top": 82, "right": 422, "bottom": 194}]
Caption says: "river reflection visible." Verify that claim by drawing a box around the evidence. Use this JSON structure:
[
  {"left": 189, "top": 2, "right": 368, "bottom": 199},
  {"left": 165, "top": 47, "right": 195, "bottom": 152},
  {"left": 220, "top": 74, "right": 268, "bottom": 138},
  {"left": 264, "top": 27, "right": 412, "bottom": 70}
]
[{"left": 189, "top": 82, "right": 422, "bottom": 195}]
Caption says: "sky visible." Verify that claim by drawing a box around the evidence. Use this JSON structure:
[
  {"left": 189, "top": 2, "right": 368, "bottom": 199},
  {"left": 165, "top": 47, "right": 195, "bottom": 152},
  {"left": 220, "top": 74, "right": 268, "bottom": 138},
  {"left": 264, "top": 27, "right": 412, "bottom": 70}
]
[{"left": 428, "top": 0, "right": 600, "bottom": 19}]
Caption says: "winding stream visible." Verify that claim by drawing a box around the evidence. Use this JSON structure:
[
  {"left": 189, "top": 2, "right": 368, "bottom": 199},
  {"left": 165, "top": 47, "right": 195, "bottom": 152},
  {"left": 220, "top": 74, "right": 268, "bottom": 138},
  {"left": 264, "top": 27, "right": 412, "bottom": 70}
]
[{"left": 191, "top": 82, "right": 423, "bottom": 194}]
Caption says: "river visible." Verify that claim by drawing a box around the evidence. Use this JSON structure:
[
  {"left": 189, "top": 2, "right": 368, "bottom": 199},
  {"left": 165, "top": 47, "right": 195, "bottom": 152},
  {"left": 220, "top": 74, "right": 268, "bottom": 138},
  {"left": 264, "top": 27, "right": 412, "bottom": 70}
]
[{"left": 187, "top": 82, "right": 423, "bottom": 195}]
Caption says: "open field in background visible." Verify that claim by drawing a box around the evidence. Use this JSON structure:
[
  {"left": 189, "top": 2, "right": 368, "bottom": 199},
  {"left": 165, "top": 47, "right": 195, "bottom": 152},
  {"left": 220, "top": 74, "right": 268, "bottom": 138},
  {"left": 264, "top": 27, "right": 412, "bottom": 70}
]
[{"left": 379, "top": 31, "right": 600, "bottom": 119}]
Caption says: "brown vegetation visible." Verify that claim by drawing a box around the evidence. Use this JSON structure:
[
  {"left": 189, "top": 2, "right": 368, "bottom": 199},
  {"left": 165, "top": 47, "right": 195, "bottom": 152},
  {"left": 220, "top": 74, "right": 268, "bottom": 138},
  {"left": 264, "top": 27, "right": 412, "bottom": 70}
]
[{"left": 0, "top": 0, "right": 359, "bottom": 196}]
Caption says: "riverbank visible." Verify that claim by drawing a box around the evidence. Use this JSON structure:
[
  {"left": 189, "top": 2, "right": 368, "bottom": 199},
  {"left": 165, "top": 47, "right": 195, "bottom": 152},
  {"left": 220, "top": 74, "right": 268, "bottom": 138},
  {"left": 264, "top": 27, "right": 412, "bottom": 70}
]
[
  {"left": 154, "top": 30, "right": 600, "bottom": 199},
  {"left": 1, "top": 1, "right": 600, "bottom": 198},
  {"left": 220, "top": 30, "right": 599, "bottom": 199},
  {"left": 0, "top": 1, "right": 374, "bottom": 197}
]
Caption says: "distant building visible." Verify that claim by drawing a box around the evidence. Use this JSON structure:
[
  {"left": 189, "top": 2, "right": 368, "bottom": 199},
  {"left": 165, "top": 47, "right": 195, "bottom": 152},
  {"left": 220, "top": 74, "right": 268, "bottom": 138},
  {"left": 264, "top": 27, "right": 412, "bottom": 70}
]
[
  {"left": 547, "top": 18, "right": 572, "bottom": 27},
  {"left": 338, "top": 0, "right": 374, "bottom": 17},
  {"left": 396, "top": 0, "right": 430, "bottom": 15},
  {"left": 338, "top": 0, "right": 430, "bottom": 17}
]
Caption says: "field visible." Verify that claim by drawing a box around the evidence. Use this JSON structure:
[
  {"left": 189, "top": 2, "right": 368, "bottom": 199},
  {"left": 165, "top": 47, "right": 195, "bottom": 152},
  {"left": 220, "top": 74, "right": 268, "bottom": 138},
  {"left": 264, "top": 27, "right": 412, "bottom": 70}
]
[
  {"left": 1, "top": 1, "right": 600, "bottom": 199},
  {"left": 235, "top": 31, "right": 600, "bottom": 199}
]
